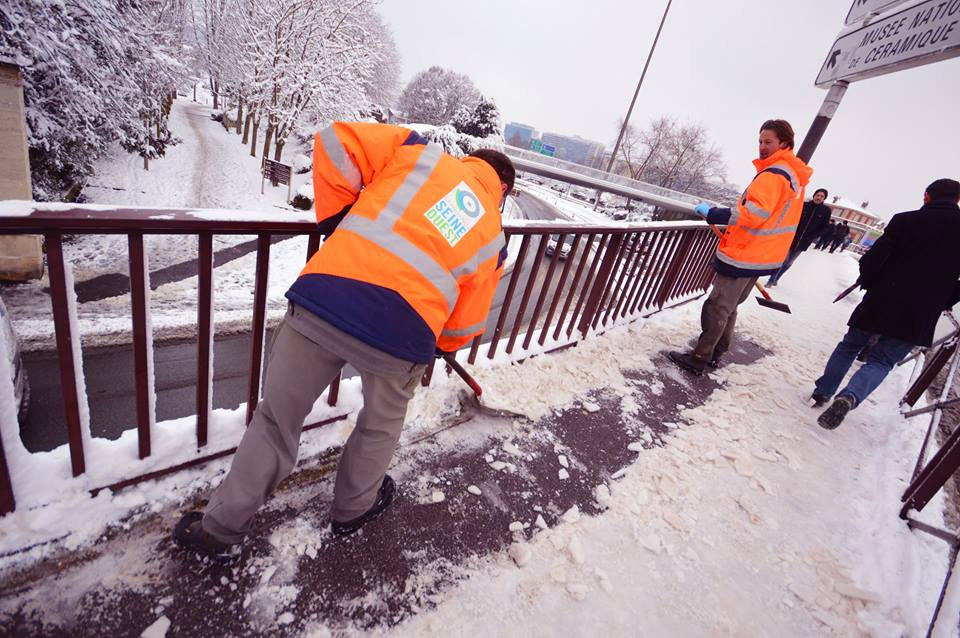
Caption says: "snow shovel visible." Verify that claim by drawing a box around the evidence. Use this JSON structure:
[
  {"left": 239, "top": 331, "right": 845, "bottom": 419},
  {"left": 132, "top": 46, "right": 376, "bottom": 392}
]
[
  {"left": 442, "top": 354, "right": 530, "bottom": 421},
  {"left": 706, "top": 224, "right": 791, "bottom": 314}
]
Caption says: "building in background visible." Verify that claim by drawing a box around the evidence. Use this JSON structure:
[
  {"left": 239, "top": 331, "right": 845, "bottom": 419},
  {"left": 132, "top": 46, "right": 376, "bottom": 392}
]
[
  {"left": 826, "top": 196, "right": 885, "bottom": 249},
  {"left": 540, "top": 132, "right": 606, "bottom": 168},
  {"left": 504, "top": 122, "right": 536, "bottom": 150}
]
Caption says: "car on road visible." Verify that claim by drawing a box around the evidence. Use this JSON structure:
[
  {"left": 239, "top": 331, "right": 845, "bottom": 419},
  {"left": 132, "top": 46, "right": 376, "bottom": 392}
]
[
  {"left": 0, "top": 296, "right": 29, "bottom": 425},
  {"left": 545, "top": 235, "right": 573, "bottom": 261}
]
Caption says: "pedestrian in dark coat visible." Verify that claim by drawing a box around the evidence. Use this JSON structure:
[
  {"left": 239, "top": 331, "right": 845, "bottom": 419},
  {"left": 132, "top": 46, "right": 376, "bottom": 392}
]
[
  {"left": 766, "top": 187, "right": 832, "bottom": 285},
  {"left": 829, "top": 221, "right": 850, "bottom": 253},
  {"left": 816, "top": 220, "right": 836, "bottom": 250},
  {"left": 812, "top": 179, "right": 960, "bottom": 429}
]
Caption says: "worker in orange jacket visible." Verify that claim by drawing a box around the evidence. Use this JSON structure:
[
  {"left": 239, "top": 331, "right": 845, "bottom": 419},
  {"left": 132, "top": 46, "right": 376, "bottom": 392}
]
[
  {"left": 670, "top": 119, "right": 812, "bottom": 376},
  {"left": 174, "top": 122, "right": 515, "bottom": 561}
]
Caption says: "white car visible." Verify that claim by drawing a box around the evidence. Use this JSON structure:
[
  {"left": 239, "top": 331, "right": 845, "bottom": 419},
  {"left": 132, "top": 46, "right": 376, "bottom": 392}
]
[
  {"left": 0, "top": 296, "right": 29, "bottom": 425},
  {"left": 545, "top": 236, "right": 573, "bottom": 261}
]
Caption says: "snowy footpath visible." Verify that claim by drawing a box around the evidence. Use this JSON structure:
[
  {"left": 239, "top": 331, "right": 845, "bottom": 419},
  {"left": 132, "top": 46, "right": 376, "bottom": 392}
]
[{"left": 0, "top": 247, "right": 954, "bottom": 637}]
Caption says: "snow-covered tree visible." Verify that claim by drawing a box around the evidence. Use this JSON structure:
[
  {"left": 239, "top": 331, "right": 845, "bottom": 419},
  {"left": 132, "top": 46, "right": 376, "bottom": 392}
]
[
  {"left": 395, "top": 66, "right": 481, "bottom": 126},
  {"left": 455, "top": 97, "right": 503, "bottom": 139},
  {"left": 0, "top": 0, "right": 187, "bottom": 199},
  {"left": 227, "top": 0, "right": 395, "bottom": 161}
]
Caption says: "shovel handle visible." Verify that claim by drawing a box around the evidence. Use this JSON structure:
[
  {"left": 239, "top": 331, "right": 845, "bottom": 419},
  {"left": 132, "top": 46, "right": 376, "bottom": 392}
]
[
  {"left": 442, "top": 353, "right": 483, "bottom": 398},
  {"left": 707, "top": 223, "right": 773, "bottom": 300}
]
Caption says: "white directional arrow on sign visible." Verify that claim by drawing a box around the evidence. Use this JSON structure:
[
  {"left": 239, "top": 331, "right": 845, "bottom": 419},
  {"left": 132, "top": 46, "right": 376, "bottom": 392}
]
[{"left": 817, "top": 0, "right": 960, "bottom": 87}]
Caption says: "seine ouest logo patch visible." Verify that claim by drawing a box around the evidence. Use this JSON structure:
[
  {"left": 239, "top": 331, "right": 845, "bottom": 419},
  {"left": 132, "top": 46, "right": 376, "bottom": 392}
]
[{"left": 424, "top": 181, "right": 484, "bottom": 246}]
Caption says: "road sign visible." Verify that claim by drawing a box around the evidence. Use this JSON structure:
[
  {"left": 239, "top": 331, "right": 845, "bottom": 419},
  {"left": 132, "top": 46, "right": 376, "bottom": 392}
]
[
  {"left": 530, "top": 139, "right": 542, "bottom": 152},
  {"left": 817, "top": 0, "right": 960, "bottom": 86},
  {"left": 845, "top": 0, "right": 911, "bottom": 25},
  {"left": 541, "top": 144, "right": 556, "bottom": 157},
  {"left": 261, "top": 159, "right": 293, "bottom": 200}
]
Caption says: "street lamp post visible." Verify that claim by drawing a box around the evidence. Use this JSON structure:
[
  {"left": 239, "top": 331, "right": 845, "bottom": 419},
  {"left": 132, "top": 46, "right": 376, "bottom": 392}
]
[{"left": 595, "top": 0, "right": 672, "bottom": 210}]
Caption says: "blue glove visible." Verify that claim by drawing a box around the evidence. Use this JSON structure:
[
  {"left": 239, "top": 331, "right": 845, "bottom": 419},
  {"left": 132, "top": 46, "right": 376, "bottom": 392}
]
[{"left": 694, "top": 202, "right": 711, "bottom": 217}]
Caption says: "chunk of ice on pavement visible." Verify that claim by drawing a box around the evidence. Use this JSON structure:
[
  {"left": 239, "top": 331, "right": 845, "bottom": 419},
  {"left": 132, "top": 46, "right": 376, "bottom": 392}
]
[
  {"left": 141, "top": 616, "right": 171, "bottom": 638},
  {"left": 508, "top": 543, "right": 532, "bottom": 567},
  {"left": 502, "top": 440, "right": 523, "bottom": 456},
  {"left": 558, "top": 454, "right": 569, "bottom": 468},
  {"left": 535, "top": 514, "right": 548, "bottom": 529},
  {"left": 558, "top": 468, "right": 570, "bottom": 480},
  {"left": 278, "top": 612, "right": 294, "bottom": 625},
  {"left": 594, "top": 484, "right": 612, "bottom": 508},
  {"left": 582, "top": 401, "right": 600, "bottom": 413},
  {"left": 562, "top": 505, "right": 581, "bottom": 523},
  {"left": 431, "top": 490, "right": 446, "bottom": 503},
  {"left": 567, "top": 582, "right": 589, "bottom": 600},
  {"left": 628, "top": 442, "right": 644, "bottom": 452},
  {"left": 467, "top": 485, "right": 482, "bottom": 496},
  {"left": 508, "top": 521, "right": 525, "bottom": 532},
  {"left": 489, "top": 461, "right": 507, "bottom": 471}
]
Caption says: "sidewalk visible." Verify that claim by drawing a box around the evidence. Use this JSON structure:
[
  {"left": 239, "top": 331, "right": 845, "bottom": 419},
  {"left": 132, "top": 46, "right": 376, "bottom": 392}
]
[{"left": 1, "top": 244, "right": 953, "bottom": 637}]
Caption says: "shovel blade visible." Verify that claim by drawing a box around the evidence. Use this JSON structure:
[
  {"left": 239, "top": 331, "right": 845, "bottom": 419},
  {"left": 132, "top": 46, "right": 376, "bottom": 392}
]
[
  {"left": 459, "top": 391, "right": 529, "bottom": 421},
  {"left": 755, "top": 296, "right": 791, "bottom": 314}
]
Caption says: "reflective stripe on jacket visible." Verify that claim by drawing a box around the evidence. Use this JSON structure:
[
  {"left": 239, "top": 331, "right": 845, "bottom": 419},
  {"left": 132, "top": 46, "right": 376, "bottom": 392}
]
[
  {"left": 285, "top": 122, "right": 505, "bottom": 363},
  {"left": 710, "top": 148, "right": 813, "bottom": 277}
]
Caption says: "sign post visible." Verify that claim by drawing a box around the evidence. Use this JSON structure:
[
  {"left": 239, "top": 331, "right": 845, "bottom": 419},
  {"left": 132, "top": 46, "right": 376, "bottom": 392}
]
[
  {"left": 798, "top": 0, "right": 960, "bottom": 163},
  {"left": 261, "top": 159, "right": 293, "bottom": 202}
]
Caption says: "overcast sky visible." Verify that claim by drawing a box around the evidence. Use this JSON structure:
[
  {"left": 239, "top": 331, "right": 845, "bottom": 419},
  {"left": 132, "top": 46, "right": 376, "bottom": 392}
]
[{"left": 377, "top": 0, "right": 960, "bottom": 219}]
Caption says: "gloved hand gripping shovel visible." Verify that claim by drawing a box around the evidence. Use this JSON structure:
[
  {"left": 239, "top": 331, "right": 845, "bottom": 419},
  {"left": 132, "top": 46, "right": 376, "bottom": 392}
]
[
  {"left": 442, "top": 354, "right": 530, "bottom": 421},
  {"left": 707, "top": 224, "right": 791, "bottom": 314}
]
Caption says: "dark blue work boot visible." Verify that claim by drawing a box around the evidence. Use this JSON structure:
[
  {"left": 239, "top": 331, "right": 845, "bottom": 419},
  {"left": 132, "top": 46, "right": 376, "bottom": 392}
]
[
  {"left": 172, "top": 511, "right": 242, "bottom": 564},
  {"left": 331, "top": 474, "right": 396, "bottom": 537}
]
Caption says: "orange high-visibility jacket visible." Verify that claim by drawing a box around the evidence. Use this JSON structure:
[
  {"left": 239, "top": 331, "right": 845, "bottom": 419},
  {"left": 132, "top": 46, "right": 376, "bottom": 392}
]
[
  {"left": 708, "top": 148, "right": 813, "bottom": 277},
  {"left": 285, "top": 122, "right": 506, "bottom": 363}
]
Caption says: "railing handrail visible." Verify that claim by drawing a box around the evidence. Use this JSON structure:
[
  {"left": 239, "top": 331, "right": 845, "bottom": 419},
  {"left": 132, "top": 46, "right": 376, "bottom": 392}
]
[{"left": 0, "top": 200, "right": 706, "bottom": 235}]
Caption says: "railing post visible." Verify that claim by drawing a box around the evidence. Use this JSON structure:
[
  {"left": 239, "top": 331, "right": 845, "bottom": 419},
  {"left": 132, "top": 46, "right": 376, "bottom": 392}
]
[
  {"left": 0, "top": 431, "right": 14, "bottom": 514},
  {"left": 653, "top": 231, "right": 696, "bottom": 309},
  {"left": 46, "top": 232, "right": 86, "bottom": 476},
  {"left": 576, "top": 233, "right": 623, "bottom": 337},
  {"left": 245, "top": 234, "right": 271, "bottom": 425},
  {"left": 128, "top": 233, "right": 153, "bottom": 459},
  {"left": 196, "top": 233, "right": 213, "bottom": 447}
]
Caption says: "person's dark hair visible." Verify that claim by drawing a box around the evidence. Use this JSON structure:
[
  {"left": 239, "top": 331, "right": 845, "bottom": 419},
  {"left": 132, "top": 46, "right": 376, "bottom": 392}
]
[
  {"left": 925, "top": 178, "right": 960, "bottom": 202},
  {"left": 469, "top": 149, "right": 515, "bottom": 192},
  {"left": 760, "top": 119, "right": 795, "bottom": 149},
  {"left": 813, "top": 188, "right": 829, "bottom": 198}
]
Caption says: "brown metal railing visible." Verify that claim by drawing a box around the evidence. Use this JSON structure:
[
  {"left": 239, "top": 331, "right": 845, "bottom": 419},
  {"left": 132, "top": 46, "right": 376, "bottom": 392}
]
[{"left": 0, "top": 206, "right": 717, "bottom": 515}]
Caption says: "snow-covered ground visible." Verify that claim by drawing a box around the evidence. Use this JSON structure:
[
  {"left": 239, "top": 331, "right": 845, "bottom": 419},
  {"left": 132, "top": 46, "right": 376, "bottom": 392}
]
[
  {"left": 0, "top": 98, "right": 956, "bottom": 637},
  {"left": 0, "top": 245, "right": 955, "bottom": 637}
]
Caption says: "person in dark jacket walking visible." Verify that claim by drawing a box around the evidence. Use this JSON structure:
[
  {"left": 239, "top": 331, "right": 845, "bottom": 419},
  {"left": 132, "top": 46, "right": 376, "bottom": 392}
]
[
  {"left": 829, "top": 221, "right": 850, "bottom": 253},
  {"left": 815, "top": 220, "right": 836, "bottom": 250},
  {"left": 813, "top": 178, "right": 960, "bottom": 429},
  {"left": 766, "top": 187, "right": 831, "bottom": 286}
]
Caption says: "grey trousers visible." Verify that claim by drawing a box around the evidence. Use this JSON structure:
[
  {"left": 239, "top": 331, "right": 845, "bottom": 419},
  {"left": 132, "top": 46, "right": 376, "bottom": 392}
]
[
  {"left": 202, "top": 303, "right": 426, "bottom": 543},
  {"left": 692, "top": 273, "right": 758, "bottom": 364}
]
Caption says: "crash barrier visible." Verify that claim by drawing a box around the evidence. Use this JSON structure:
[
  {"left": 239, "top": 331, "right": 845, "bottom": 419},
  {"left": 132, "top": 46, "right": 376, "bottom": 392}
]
[
  {"left": 896, "top": 312, "right": 960, "bottom": 638},
  {"left": 0, "top": 204, "right": 719, "bottom": 515}
]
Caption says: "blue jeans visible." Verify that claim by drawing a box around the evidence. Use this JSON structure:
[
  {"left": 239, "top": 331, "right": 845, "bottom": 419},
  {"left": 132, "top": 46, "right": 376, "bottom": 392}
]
[
  {"left": 766, "top": 248, "right": 801, "bottom": 285},
  {"left": 814, "top": 327, "right": 915, "bottom": 407}
]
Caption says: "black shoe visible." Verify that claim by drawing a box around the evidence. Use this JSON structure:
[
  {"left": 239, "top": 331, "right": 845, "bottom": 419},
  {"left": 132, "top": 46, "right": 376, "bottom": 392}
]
[
  {"left": 331, "top": 475, "right": 396, "bottom": 537},
  {"left": 818, "top": 395, "right": 854, "bottom": 430},
  {"left": 172, "top": 511, "right": 242, "bottom": 564},
  {"left": 810, "top": 393, "right": 828, "bottom": 408},
  {"left": 668, "top": 351, "right": 706, "bottom": 377}
]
